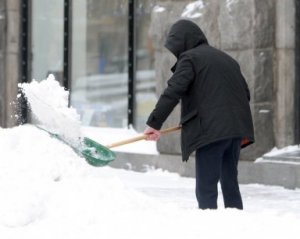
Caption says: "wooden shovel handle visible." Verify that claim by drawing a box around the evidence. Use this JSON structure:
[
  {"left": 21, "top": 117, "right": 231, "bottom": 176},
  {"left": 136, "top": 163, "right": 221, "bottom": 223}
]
[{"left": 106, "top": 125, "right": 181, "bottom": 149}]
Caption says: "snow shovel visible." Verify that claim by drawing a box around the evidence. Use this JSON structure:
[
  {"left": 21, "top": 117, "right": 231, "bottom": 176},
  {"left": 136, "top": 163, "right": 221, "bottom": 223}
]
[
  {"left": 37, "top": 125, "right": 181, "bottom": 167},
  {"left": 72, "top": 125, "right": 181, "bottom": 167},
  {"left": 93, "top": 125, "right": 181, "bottom": 166}
]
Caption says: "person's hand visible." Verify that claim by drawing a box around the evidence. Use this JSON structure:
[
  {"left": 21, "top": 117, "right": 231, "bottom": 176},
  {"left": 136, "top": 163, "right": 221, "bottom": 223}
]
[{"left": 144, "top": 127, "right": 161, "bottom": 141}]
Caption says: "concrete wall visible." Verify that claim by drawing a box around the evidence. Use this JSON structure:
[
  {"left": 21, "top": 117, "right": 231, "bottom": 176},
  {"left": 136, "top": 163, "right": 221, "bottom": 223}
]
[
  {"left": 149, "top": 0, "right": 296, "bottom": 161},
  {"left": 0, "top": 0, "right": 20, "bottom": 127}
]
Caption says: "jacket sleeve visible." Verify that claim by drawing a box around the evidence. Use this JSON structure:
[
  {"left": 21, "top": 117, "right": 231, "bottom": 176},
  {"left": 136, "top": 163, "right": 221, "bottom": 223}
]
[{"left": 146, "top": 55, "right": 195, "bottom": 130}]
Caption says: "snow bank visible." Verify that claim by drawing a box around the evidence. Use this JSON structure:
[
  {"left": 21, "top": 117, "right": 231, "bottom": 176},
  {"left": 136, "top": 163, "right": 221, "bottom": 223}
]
[
  {"left": 0, "top": 124, "right": 300, "bottom": 238},
  {"left": 263, "top": 145, "right": 300, "bottom": 157}
]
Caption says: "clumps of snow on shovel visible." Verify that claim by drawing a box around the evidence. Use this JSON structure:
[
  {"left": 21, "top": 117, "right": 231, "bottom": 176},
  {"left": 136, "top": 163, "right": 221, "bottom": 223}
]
[{"left": 19, "top": 75, "right": 82, "bottom": 146}]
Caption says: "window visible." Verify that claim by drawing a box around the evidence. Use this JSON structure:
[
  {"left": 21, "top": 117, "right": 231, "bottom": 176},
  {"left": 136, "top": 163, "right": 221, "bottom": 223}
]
[
  {"left": 70, "top": 0, "right": 129, "bottom": 128},
  {"left": 135, "top": 0, "right": 157, "bottom": 131},
  {"left": 31, "top": 0, "right": 158, "bottom": 131},
  {"left": 31, "top": 0, "right": 64, "bottom": 82}
]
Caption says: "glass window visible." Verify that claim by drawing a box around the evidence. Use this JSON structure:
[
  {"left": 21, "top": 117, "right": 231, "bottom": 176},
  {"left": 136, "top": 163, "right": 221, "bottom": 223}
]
[
  {"left": 135, "top": 1, "right": 158, "bottom": 132},
  {"left": 31, "top": 0, "right": 64, "bottom": 82},
  {"left": 70, "top": 0, "right": 129, "bottom": 128}
]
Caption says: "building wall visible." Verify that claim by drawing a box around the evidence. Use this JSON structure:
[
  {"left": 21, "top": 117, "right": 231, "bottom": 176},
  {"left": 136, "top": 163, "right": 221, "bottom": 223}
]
[
  {"left": 0, "top": 0, "right": 20, "bottom": 127},
  {"left": 149, "top": 0, "right": 296, "bottom": 160}
]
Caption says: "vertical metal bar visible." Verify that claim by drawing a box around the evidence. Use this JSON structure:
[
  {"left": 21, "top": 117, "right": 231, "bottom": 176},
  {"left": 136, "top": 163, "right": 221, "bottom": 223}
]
[
  {"left": 128, "top": 0, "right": 136, "bottom": 127},
  {"left": 63, "top": 0, "right": 72, "bottom": 91},
  {"left": 19, "top": 0, "right": 31, "bottom": 124},
  {"left": 295, "top": 0, "right": 300, "bottom": 144}
]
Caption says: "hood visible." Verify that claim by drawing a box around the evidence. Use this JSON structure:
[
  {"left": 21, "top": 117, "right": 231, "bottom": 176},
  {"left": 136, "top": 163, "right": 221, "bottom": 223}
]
[{"left": 164, "top": 19, "right": 208, "bottom": 58}]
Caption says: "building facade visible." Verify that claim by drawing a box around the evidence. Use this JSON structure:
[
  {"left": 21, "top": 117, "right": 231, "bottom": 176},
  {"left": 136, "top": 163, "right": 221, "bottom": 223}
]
[{"left": 0, "top": 0, "right": 299, "bottom": 161}]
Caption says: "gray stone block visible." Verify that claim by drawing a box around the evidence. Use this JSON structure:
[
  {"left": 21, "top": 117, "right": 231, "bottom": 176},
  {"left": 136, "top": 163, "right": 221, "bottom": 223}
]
[
  {"left": 252, "top": 102, "right": 274, "bottom": 156},
  {"left": 219, "top": 0, "right": 275, "bottom": 50},
  {"left": 6, "top": 0, "right": 20, "bottom": 12},
  {"left": 218, "top": 0, "right": 254, "bottom": 50},
  {"left": 274, "top": 48, "right": 295, "bottom": 147},
  {"left": 253, "top": 49, "right": 274, "bottom": 102},
  {"left": 183, "top": 0, "right": 221, "bottom": 48},
  {"left": 275, "top": 0, "right": 295, "bottom": 49},
  {"left": 6, "top": 10, "right": 20, "bottom": 54},
  {"left": 253, "top": 0, "right": 275, "bottom": 48}
]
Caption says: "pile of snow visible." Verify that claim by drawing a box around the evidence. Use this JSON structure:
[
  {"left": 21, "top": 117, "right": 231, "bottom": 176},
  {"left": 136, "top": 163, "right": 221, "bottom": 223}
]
[
  {"left": 255, "top": 145, "right": 300, "bottom": 165},
  {"left": 19, "top": 76, "right": 158, "bottom": 154},
  {"left": 19, "top": 75, "right": 82, "bottom": 145},
  {"left": 263, "top": 145, "right": 300, "bottom": 157}
]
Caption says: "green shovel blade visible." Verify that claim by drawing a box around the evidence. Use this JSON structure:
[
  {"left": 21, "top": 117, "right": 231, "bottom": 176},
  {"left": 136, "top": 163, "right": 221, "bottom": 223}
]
[
  {"left": 35, "top": 125, "right": 115, "bottom": 167},
  {"left": 80, "top": 137, "right": 116, "bottom": 167}
]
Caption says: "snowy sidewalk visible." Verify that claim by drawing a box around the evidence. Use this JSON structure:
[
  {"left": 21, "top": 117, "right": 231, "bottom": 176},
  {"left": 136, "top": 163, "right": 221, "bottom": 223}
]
[{"left": 1, "top": 125, "right": 300, "bottom": 239}]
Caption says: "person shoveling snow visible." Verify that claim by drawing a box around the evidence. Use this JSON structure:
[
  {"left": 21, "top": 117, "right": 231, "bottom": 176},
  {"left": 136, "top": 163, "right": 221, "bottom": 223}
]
[{"left": 19, "top": 75, "right": 180, "bottom": 167}]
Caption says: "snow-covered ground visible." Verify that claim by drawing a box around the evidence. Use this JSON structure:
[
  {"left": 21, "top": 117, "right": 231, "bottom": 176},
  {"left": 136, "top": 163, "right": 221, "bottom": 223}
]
[
  {"left": 0, "top": 77, "right": 298, "bottom": 238},
  {"left": 1, "top": 125, "right": 300, "bottom": 239}
]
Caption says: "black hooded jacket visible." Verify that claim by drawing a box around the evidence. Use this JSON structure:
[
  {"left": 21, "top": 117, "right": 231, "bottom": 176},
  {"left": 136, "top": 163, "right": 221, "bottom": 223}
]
[{"left": 147, "top": 19, "right": 254, "bottom": 161}]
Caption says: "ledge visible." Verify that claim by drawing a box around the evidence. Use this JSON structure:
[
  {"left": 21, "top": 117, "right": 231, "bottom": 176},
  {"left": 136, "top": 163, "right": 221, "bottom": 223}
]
[{"left": 109, "top": 151, "right": 300, "bottom": 189}]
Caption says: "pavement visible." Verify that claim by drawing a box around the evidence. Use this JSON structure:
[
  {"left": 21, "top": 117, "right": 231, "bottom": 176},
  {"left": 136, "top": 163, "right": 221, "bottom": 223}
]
[{"left": 110, "top": 150, "right": 300, "bottom": 189}]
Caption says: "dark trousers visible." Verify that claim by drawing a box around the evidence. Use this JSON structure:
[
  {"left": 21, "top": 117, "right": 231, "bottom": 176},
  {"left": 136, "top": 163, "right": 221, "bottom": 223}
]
[{"left": 195, "top": 138, "right": 243, "bottom": 210}]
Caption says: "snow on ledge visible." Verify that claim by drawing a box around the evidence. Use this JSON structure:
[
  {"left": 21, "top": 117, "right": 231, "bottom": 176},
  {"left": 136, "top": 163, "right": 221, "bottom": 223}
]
[{"left": 263, "top": 145, "right": 300, "bottom": 157}]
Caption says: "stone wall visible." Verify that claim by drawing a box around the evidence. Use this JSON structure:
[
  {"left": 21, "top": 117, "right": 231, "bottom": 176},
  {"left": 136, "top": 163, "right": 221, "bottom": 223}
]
[
  {"left": 149, "top": 0, "right": 295, "bottom": 160},
  {"left": 0, "top": 0, "right": 6, "bottom": 126},
  {"left": 0, "top": 0, "right": 20, "bottom": 127},
  {"left": 274, "top": 0, "right": 296, "bottom": 147}
]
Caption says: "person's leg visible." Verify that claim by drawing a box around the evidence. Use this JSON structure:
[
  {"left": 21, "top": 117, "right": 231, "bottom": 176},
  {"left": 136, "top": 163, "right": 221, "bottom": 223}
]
[
  {"left": 195, "top": 139, "right": 231, "bottom": 209},
  {"left": 220, "top": 138, "right": 243, "bottom": 209}
]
